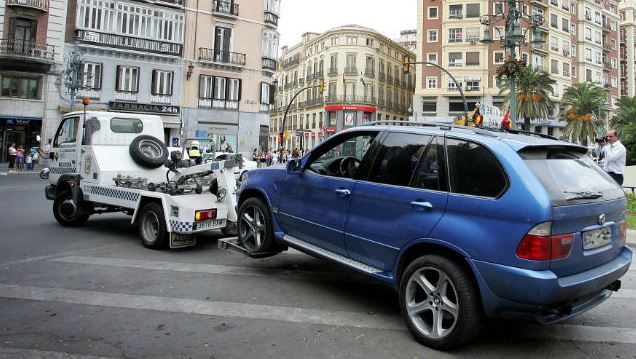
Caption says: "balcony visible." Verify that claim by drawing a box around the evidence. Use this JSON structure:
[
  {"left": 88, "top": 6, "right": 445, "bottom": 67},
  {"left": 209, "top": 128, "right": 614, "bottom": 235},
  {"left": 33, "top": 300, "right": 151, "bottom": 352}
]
[
  {"left": 328, "top": 67, "right": 338, "bottom": 75},
  {"left": 76, "top": 30, "right": 182, "bottom": 56},
  {"left": 449, "top": 13, "right": 463, "bottom": 19},
  {"left": 531, "top": 42, "right": 549, "bottom": 54},
  {"left": 387, "top": 74, "right": 394, "bottom": 83},
  {"left": 550, "top": 0, "right": 558, "bottom": 5},
  {"left": 151, "top": 95, "right": 173, "bottom": 104},
  {"left": 0, "top": 39, "right": 55, "bottom": 68},
  {"left": 344, "top": 66, "right": 357, "bottom": 75},
  {"left": 199, "top": 48, "right": 246, "bottom": 67},
  {"left": 465, "top": 85, "right": 480, "bottom": 92},
  {"left": 213, "top": 0, "right": 239, "bottom": 17},
  {"left": 264, "top": 10, "right": 279, "bottom": 27},
  {"left": 154, "top": 0, "right": 186, "bottom": 7},
  {"left": 262, "top": 57, "right": 277, "bottom": 71},
  {"left": 198, "top": 98, "right": 239, "bottom": 110},
  {"left": 6, "top": 0, "right": 48, "bottom": 11},
  {"left": 379, "top": 72, "right": 386, "bottom": 81},
  {"left": 115, "top": 91, "right": 137, "bottom": 102},
  {"left": 325, "top": 95, "right": 376, "bottom": 106},
  {"left": 531, "top": 0, "right": 547, "bottom": 7},
  {"left": 364, "top": 68, "right": 375, "bottom": 78}
]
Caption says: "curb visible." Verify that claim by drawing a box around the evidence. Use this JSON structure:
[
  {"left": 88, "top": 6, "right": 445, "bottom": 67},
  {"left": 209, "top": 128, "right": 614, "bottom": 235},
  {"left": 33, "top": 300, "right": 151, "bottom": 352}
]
[
  {"left": 0, "top": 171, "right": 40, "bottom": 176},
  {"left": 628, "top": 230, "right": 636, "bottom": 247}
]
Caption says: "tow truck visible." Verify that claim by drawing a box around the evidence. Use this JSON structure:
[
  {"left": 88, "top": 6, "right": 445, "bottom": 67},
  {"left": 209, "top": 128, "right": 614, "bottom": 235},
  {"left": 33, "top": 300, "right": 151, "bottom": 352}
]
[{"left": 44, "top": 109, "right": 238, "bottom": 249}]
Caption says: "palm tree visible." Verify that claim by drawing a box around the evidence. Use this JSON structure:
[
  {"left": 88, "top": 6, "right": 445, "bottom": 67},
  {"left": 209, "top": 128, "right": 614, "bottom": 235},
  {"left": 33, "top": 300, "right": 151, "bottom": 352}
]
[
  {"left": 611, "top": 96, "right": 636, "bottom": 134},
  {"left": 559, "top": 83, "right": 608, "bottom": 145},
  {"left": 497, "top": 65, "right": 556, "bottom": 131}
]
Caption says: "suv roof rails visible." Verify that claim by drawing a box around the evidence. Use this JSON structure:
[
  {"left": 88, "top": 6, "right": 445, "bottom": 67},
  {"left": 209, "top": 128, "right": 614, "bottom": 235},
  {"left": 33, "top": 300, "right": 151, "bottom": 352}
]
[
  {"left": 482, "top": 127, "right": 559, "bottom": 141},
  {"left": 362, "top": 120, "right": 441, "bottom": 127}
]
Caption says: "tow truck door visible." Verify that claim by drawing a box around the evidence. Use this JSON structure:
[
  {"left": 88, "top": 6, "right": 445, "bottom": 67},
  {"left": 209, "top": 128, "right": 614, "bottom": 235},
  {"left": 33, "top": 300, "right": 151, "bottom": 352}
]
[{"left": 49, "top": 115, "right": 81, "bottom": 184}]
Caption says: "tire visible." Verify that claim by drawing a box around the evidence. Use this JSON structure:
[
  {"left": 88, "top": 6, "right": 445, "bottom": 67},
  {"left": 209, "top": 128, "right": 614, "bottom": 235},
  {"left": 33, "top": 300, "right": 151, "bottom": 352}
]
[
  {"left": 138, "top": 202, "right": 169, "bottom": 249},
  {"left": 399, "top": 255, "right": 483, "bottom": 350},
  {"left": 129, "top": 135, "right": 168, "bottom": 169},
  {"left": 52, "top": 190, "right": 89, "bottom": 227},
  {"left": 237, "top": 197, "right": 281, "bottom": 256}
]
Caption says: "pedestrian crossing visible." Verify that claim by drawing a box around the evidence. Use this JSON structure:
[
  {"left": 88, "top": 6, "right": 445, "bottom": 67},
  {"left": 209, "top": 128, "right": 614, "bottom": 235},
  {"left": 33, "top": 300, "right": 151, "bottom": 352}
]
[{"left": 1, "top": 251, "right": 635, "bottom": 354}]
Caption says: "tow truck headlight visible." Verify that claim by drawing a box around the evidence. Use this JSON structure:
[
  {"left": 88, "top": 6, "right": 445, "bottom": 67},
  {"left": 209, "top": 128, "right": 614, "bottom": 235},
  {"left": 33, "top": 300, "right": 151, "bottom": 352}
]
[{"left": 194, "top": 209, "right": 217, "bottom": 221}]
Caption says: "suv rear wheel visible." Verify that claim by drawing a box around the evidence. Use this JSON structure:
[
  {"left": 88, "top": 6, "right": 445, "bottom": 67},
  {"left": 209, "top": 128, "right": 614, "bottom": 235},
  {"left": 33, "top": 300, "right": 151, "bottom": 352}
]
[
  {"left": 237, "top": 197, "right": 281, "bottom": 256},
  {"left": 399, "top": 255, "right": 483, "bottom": 350}
]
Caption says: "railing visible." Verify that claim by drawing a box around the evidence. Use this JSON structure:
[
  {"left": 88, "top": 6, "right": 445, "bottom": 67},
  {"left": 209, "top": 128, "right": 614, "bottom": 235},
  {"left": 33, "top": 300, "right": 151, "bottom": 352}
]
[
  {"left": 314, "top": 71, "right": 323, "bottom": 79},
  {"left": 198, "top": 98, "right": 239, "bottom": 110},
  {"left": 151, "top": 95, "right": 172, "bottom": 104},
  {"left": 379, "top": 72, "right": 386, "bottom": 81},
  {"left": 76, "top": 30, "right": 182, "bottom": 56},
  {"left": 0, "top": 39, "right": 54, "bottom": 61},
  {"left": 304, "top": 98, "right": 325, "bottom": 106},
  {"left": 364, "top": 68, "right": 375, "bottom": 77},
  {"left": 157, "top": 0, "right": 186, "bottom": 6},
  {"left": 199, "top": 48, "right": 246, "bottom": 66},
  {"left": 325, "top": 95, "right": 376, "bottom": 105},
  {"left": 264, "top": 10, "right": 279, "bottom": 26},
  {"left": 387, "top": 74, "right": 394, "bottom": 83},
  {"left": 6, "top": 0, "right": 48, "bottom": 11},
  {"left": 306, "top": 73, "right": 314, "bottom": 81},
  {"left": 262, "top": 57, "right": 277, "bottom": 71},
  {"left": 115, "top": 91, "right": 137, "bottom": 102},
  {"left": 75, "top": 89, "right": 101, "bottom": 100},
  {"left": 344, "top": 66, "right": 357, "bottom": 74},
  {"left": 328, "top": 67, "right": 338, "bottom": 75},
  {"left": 282, "top": 56, "right": 299, "bottom": 69},
  {"left": 213, "top": 0, "right": 239, "bottom": 16}
]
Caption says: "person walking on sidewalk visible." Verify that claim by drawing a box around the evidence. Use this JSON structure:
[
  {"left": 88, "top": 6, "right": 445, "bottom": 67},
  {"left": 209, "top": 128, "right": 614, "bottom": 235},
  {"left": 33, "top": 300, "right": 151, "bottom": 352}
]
[
  {"left": 604, "top": 129, "right": 627, "bottom": 185},
  {"left": 16, "top": 145, "right": 25, "bottom": 171},
  {"left": 7, "top": 143, "right": 17, "bottom": 173}
]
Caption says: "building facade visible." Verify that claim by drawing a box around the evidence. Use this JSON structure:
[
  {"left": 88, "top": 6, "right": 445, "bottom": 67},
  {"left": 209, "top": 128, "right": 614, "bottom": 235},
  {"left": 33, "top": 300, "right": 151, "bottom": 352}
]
[
  {"left": 62, "top": 0, "right": 186, "bottom": 146},
  {"left": 180, "top": 0, "right": 280, "bottom": 154},
  {"left": 414, "top": 0, "right": 621, "bottom": 135},
  {"left": 619, "top": 0, "right": 636, "bottom": 97},
  {"left": 0, "top": 0, "right": 67, "bottom": 162},
  {"left": 271, "top": 25, "right": 416, "bottom": 151}
]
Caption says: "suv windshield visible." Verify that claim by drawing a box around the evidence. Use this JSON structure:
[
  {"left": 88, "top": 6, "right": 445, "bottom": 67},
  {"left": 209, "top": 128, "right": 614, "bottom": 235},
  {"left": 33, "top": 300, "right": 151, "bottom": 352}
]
[{"left": 520, "top": 147, "right": 625, "bottom": 206}]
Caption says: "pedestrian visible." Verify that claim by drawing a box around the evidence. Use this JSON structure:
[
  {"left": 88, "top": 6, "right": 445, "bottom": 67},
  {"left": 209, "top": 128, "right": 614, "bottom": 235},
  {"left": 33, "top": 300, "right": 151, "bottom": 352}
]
[
  {"left": 16, "top": 145, "right": 24, "bottom": 171},
  {"left": 266, "top": 149, "right": 273, "bottom": 166},
  {"left": 26, "top": 153, "right": 33, "bottom": 171},
  {"left": 603, "top": 129, "right": 626, "bottom": 185},
  {"left": 594, "top": 136, "right": 608, "bottom": 168},
  {"left": 7, "top": 142, "right": 17, "bottom": 173}
]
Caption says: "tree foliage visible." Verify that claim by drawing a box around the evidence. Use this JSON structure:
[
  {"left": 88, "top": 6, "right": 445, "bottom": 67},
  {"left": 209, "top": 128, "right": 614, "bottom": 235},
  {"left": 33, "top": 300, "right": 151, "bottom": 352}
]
[
  {"left": 611, "top": 96, "right": 636, "bottom": 166},
  {"left": 559, "top": 83, "right": 607, "bottom": 146}
]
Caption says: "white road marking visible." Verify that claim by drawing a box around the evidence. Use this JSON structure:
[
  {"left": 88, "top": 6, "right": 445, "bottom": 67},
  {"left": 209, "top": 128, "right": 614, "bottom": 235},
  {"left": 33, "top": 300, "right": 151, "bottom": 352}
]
[
  {"left": 1, "top": 284, "right": 636, "bottom": 345},
  {"left": 0, "top": 347, "right": 118, "bottom": 359},
  {"left": 1, "top": 245, "right": 123, "bottom": 268}
]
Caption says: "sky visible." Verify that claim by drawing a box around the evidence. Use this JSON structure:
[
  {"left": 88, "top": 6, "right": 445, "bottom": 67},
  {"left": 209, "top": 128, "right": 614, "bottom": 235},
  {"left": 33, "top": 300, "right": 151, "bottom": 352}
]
[{"left": 277, "top": 0, "right": 418, "bottom": 48}]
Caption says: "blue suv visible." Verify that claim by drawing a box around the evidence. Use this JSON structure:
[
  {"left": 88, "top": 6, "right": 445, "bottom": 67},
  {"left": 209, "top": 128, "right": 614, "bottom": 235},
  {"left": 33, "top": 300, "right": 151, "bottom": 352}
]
[{"left": 235, "top": 124, "right": 632, "bottom": 349}]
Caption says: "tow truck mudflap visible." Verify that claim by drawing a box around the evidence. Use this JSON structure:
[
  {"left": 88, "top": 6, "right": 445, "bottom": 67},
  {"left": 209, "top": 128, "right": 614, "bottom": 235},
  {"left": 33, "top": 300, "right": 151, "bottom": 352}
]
[
  {"left": 45, "top": 185, "right": 56, "bottom": 200},
  {"left": 170, "top": 232, "right": 196, "bottom": 249}
]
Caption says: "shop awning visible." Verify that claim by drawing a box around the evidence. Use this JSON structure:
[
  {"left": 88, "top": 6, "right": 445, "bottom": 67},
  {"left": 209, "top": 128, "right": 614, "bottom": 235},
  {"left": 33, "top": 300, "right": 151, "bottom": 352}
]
[{"left": 162, "top": 116, "right": 182, "bottom": 129}]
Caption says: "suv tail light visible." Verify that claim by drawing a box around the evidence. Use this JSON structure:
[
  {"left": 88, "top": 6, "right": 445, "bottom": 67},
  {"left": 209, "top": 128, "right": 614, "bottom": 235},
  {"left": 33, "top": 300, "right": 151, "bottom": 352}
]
[
  {"left": 517, "top": 222, "right": 573, "bottom": 261},
  {"left": 617, "top": 220, "right": 627, "bottom": 247}
]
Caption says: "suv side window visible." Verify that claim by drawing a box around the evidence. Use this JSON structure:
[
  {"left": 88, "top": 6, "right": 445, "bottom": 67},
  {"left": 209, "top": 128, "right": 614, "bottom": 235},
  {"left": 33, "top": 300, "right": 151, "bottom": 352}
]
[
  {"left": 308, "top": 132, "right": 378, "bottom": 179},
  {"left": 53, "top": 117, "right": 79, "bottom": 147},
  {"left": 446, "top": 138, "right": 507, "bottom": 197},
  {"left": 367, "top": 133, "right": 431, "bottom": 187},
  {"left": 414, "top": 136, "right": 448, "bottom": 191}
]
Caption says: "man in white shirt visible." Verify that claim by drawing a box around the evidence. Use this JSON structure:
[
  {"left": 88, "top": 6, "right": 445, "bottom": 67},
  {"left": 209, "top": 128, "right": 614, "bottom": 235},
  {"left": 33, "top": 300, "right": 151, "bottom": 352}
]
[{"left": 604, "top": 129, "right": 627, "bottom": 185}]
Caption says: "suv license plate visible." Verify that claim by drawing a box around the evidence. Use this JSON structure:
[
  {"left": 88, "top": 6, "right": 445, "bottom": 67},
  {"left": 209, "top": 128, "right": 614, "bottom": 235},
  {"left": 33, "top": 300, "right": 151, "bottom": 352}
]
[
  {"left": 582, "top": 226, "right": 612, "bottom": 250},
  {"left": 194, "top": 219, "right": 225, "bottom": 230}
]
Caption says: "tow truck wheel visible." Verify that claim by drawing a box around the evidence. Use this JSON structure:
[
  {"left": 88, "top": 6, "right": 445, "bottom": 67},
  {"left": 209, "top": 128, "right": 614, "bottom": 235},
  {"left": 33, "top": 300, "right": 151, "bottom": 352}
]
[
  {"left": 237, "top": 198, "right": 280, "bottom": 256},
  {"left": 53, "top": 190, "right": 89, "bottom": 227},
  {"left": 138, "top": 202, "right": 168, "bottom": 249}
]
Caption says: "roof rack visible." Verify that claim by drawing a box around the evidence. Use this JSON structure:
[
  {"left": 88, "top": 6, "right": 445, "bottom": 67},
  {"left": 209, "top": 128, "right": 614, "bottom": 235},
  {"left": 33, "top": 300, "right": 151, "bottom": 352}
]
[
  {"left": 482, "top": 127, "right": 559, "bottom": 141},
  {"left": 361, "top": 120, "right": 441, "bottom": 127}
]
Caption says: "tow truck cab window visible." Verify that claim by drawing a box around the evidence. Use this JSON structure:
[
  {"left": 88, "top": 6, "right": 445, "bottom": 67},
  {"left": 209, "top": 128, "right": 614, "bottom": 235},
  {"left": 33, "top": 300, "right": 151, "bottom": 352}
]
[
  {"left": 53, "top": 116, "right": 80, "bottom": 147},
  {"left": 111, "top": 118, "right": 143, "bottom": 133}
]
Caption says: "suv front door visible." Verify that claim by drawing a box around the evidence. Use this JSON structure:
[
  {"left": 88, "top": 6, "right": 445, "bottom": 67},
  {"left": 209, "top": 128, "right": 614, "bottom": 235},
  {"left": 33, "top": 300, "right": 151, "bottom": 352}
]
[
  {"left": 345, "top": 134, "right": 449, "bottom": 271},
  {"left": 276, "top": 131, "right": 380, "bottom": 256}
]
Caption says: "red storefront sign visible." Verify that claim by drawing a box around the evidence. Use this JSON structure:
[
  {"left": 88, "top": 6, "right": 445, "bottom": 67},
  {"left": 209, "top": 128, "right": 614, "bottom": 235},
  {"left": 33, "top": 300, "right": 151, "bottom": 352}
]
[
  {"left": 325, "top": 127, "right": 337, "bottom": 133},
  {"left": 324, "top": 105, "right": 377, "bottom": 112}
]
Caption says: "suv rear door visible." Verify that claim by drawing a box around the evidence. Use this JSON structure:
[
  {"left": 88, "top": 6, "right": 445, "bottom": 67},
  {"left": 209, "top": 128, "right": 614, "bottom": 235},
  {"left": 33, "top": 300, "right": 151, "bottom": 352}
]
[
  {"left": 520, "top": 147, "right": 626, "bottom": 276},
  {"left": 345, "top": 134, "right": 449, "bottom": 271}
]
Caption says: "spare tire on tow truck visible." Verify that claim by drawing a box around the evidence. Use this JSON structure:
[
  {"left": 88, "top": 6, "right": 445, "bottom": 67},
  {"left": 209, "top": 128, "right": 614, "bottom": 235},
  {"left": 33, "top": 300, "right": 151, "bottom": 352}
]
[{"left": 129, "top": 135, "right": 168, "bottom": 169}]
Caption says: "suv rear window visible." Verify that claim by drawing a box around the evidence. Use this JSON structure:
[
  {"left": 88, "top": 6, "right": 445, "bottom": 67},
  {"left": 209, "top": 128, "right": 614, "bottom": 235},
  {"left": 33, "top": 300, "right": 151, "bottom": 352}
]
[{"left": 520, "top": 148, "right": 624, "bottom": 206}]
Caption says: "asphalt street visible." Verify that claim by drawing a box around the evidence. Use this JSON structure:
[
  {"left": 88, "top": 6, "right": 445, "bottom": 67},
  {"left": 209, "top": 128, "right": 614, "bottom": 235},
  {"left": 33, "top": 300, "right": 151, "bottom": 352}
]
[{"left": 0, "top": 173, "right": 635, "bottom": 359}]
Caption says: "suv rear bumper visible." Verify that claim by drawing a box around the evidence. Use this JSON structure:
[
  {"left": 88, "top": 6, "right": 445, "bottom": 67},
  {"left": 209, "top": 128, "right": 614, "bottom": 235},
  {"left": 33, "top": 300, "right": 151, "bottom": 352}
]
[{"left": 472, "top": 246, "right": 632, "bottom": 320}]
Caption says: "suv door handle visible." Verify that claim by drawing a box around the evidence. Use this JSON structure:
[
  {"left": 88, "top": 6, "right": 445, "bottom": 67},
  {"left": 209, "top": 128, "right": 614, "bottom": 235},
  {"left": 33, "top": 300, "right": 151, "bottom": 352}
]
[
  {"left": 335, "top": 188, "right": 351, "bottom": 196},
  {"left": 410, "top": 201, "right": 433, "bottom": 209}
]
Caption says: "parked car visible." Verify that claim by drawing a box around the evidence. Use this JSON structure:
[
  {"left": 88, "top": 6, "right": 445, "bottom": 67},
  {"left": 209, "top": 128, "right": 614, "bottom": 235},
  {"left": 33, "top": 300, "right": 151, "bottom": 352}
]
[
  {"left": 207, "top": 152, "right": 257, "bottom": 182},
  {"left": 234, "top": 124, "right": 632, "bottom": 349}
]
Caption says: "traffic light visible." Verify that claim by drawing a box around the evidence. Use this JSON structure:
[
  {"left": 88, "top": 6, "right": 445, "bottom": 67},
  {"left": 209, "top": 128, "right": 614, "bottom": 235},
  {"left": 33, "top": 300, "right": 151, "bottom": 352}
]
[
  {"left": 284, "top": 130, "right": 290, "bottom": 141},
  {"left": 403, "top": 55, "right": 411, "bottom": 74},
  {"left": 319, "top": 79, "right": 325, "bottom": 94}
]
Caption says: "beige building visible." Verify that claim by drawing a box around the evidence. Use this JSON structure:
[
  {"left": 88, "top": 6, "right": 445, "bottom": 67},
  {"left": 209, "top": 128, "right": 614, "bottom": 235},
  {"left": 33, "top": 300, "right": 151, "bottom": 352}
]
[
  {"left": 181, "top": 0, "right": 280, "bottom": 153},
  {"left": 414, "top": 0, "right": 620, "bottom": 136},
  {"left": 271, "top": 25, "right": 416, "bottom": 151},
  {"left": 619, "top": 0, "right": 636, "bottom": 97}
]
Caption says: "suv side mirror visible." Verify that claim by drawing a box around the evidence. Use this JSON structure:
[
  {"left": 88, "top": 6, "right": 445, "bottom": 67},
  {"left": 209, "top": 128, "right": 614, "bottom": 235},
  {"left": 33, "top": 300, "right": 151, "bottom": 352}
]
[{"left": 286, "top": 159, "right": 302, "bottom": 173}]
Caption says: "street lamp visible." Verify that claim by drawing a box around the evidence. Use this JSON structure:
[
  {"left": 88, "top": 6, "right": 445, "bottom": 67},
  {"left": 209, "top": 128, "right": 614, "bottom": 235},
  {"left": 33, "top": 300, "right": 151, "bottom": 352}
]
[{"left": 479, "top": 0, "right": 545, "bottom": 130}]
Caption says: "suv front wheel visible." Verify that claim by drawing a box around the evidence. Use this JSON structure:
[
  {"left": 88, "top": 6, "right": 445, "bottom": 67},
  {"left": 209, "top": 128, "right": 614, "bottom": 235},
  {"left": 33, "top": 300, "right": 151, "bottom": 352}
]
[{"left": 399, "top": 255, "right": 483, "bottom": 350}]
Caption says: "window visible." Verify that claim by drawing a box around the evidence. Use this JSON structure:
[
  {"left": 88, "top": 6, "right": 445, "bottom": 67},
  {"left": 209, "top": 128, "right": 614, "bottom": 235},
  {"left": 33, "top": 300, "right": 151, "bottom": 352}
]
[
  {"left": 428, "top": 7, "right": 438, "bottom": 19},
  {"left": 260, "top": 82, "right": 272, "bottom": 106},
  {"left": 428, "top": 30, "right": 438, "bottom": 42},
  {"left": 466, "top": 52, "right": 479, "bottom": 66},
  {"left": 551, "top": 14, "right": 558, "bottom": 28},
  {"left": 82, "top": 63, "right": 102, "bottom": 90},
  {"left": 1, "top": 76, "right": 39, "bottom": 99},
  {"left": 346, "top": 36, "right": 357, "bottom": 45},
  {"left": 551, "top": 59, "right": 559, "bottom": 74},
  {"left": 54, "top": 117, "right": 79, "bottom": 146},
  {"left": 368, "top": 133, "right": 431, "bottom": 187},
  {"left": 446, "top": 138, "right": 507, "bottom": 197},
  {"left": 427, "top": 77, "right": 437, "bottom": 89},
  {"left": 563, "top": 62, "right": 570, "bottom": 77},
  {"left": 422, "top": 98, "right": 437, "bottom": 112},
  {"left": 585, "top": 27, "right": 592, "bottom": 40},
  {"left": 466, "top": 4, "right": 480, "bottom": 18},
  {"left": 110, "top": 118, "right": 143, "bottom": 133},
  {"left": 550, "top": 36, "right": 559, "bottom": 51},
  {"left": 199, "top": 75, "right": 214, "bottom": 99},
  {"left": 262, "top": 30, "right": 280, "bottom": 60},
  {"left": 309, "top": 132, "right": 378, "bottom": 179},
  {"left": 466, "top": 27, "right": 480, "bottom": 41},
  {"left": 449, "top": 52, "right": 462, "bottom": 66},
  {"left": 427, "top": 53, "right": 438, "bottom": 64},
  {"left": 116, "top": 66, "right": 139, "bottom": 92},
  {"left": 366, "top": 38, "right": 374, "bottom": 47},
  {"left": 585, "top": 48, "right": 592, "bottom": 61},
  {"left": 562, "top": 18, "right": 569, "bottom": 32},
  {"left": 494, "top": 51, "right": 504, "bottom": 64},
  {"left": 449, "top": 28, "right": 463, "bottom": 42},
  {"left": 415, "top": 137, "right": 447, "bottom": 191},
  {"left": 151, "top": 70, "right": 173, "bottom": 96},
  {"left": 449, "top": 4, "right": 462, "bottom": 18},
  {"left": 331, "top": 36, "right": 339, "bottom": 45}
]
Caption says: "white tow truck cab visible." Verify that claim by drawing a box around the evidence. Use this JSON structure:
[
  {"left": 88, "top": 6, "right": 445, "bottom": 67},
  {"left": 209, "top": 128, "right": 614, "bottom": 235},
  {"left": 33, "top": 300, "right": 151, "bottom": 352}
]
[{"left": 44, "top": 111, "right": 238, "bottom": 249}]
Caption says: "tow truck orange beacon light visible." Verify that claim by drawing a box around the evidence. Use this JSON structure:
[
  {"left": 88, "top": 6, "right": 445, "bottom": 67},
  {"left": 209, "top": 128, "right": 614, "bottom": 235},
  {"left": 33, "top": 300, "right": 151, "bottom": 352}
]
[{"left": 82, "top": 96, "right": 90, "bottom": 106}]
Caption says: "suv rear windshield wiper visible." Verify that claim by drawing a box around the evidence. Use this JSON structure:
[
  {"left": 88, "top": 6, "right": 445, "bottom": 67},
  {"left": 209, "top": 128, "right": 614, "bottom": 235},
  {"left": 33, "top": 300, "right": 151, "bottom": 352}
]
[{"left": 563, "top": 190, "right": 603, "bottom": 201}]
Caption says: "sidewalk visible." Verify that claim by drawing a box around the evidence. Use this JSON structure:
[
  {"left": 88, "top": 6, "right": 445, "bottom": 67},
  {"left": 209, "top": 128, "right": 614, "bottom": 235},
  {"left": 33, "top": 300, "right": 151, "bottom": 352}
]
[
  {"left": 628, "top": 229, "right": 636, "bottom": 248},
  {"left": 0, "top": 163, "right": 43, "bottom": 175}
]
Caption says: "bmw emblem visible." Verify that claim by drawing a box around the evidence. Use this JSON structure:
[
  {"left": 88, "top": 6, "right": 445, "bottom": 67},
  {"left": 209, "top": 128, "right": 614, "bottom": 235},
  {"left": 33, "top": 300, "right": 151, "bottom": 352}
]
[{"left": 598, "top": 214, "right": 606, "bottom": 226}]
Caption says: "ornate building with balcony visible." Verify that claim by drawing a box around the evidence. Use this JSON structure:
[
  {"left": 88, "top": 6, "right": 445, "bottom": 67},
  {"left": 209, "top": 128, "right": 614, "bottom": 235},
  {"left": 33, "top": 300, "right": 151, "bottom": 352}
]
[
  {"left": 62, "top": 0, "right": 186, "bottom": 145},
  {"left": 270, "top": 25, "right": 416, "bottom": 151},
  {"left": 0, "top": 0, "right": 66, "bottom": 162},
  {"left": 619, "top": 0, "right": 636, "bottom": 97},
  {"left": 180, "top": 0, "right": 280, "bottom": 154},
  {"left": 413, "top": 0, "right": 620, "bottom": 137}
]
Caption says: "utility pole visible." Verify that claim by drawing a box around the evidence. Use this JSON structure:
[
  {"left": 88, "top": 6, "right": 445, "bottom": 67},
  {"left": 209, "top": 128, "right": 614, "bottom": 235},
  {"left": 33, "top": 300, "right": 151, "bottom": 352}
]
[{"left": 62, "top": 44, "right": 83, "bottom": 113}]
